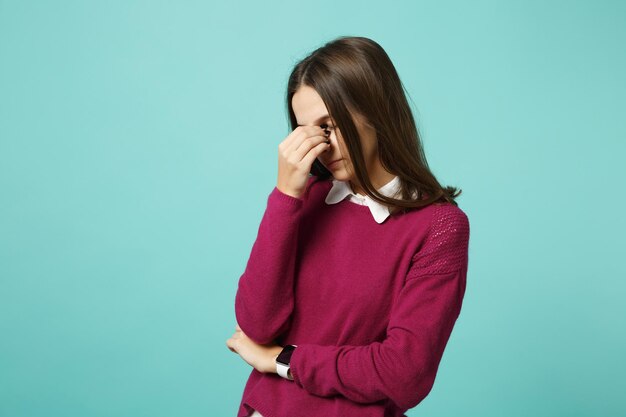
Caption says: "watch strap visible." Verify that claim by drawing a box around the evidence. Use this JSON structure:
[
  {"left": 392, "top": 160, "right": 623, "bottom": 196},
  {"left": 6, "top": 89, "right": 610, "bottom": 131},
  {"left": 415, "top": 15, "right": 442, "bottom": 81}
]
[{"left": 276, "top": 344, "right": 297, "bottom": 380}]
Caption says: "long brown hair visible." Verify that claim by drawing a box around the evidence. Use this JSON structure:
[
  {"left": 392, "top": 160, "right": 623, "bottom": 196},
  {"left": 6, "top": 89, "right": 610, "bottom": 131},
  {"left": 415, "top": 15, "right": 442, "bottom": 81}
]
[{"left": 285, "top": 36, "right": 462, "bottom": 215}]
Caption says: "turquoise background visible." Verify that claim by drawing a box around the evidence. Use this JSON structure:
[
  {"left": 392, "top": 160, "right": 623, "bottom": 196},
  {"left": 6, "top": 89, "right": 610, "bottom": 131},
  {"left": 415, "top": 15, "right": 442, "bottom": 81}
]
[{"left": 1, "top": 1, "right": 624, "bottom": 416}]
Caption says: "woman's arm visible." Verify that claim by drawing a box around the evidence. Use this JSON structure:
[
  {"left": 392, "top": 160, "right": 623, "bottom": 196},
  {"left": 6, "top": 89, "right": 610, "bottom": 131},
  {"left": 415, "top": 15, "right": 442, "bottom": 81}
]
[
  {"left": 234, "top": 178, "right": 314, "bottom": 345},
  {"left": 286, "top": 205, "right": 470, "bottom": 410}
]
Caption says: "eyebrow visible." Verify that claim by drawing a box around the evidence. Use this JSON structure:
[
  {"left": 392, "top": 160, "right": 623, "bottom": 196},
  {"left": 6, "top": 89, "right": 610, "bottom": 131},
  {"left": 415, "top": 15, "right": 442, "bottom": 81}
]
[{"left": 296, "top": 114, "right": 330, "bottom": 126}]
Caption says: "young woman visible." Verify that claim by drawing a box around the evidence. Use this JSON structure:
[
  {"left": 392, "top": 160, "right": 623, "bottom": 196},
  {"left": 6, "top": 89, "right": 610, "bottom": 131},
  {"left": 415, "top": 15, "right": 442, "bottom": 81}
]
[{"left": 226, "top": 36, "right": 470, "bottom": 417}]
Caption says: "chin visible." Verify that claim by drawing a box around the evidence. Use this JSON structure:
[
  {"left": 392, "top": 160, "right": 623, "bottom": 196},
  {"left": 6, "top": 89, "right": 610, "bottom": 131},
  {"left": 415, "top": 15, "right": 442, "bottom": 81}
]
[{"left": 330, "top": 169, "right": 350, "bottom": 181}]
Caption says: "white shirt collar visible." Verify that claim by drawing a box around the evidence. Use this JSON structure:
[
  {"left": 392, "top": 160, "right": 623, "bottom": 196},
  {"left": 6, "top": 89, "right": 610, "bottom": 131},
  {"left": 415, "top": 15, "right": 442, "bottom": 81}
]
[{"left": 325, "top": 176, "right": 401, "bottom": 224}]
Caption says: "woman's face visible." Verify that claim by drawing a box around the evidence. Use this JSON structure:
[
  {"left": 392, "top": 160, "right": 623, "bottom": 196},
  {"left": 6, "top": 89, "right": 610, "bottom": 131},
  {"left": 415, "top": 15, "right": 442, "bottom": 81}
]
[{"left": 291, "top": 85, "right": 379, "bottom": 193}]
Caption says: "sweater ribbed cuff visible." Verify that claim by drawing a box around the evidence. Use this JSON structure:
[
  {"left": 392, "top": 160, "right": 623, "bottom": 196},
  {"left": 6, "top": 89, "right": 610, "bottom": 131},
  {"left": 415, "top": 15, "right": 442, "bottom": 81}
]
[{"left": 269, "top": 186, "right": 305, "bottom": 208}]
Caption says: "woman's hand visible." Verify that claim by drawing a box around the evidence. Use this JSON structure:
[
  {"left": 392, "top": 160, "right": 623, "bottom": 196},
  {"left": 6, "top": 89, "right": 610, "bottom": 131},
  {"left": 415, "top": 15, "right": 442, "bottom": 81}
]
[
  {"left": 277, "top": 125, "right": 331, "bottom": 199},
  {"left": 226, "top": 324, "right": 284, "bottom": 374}
]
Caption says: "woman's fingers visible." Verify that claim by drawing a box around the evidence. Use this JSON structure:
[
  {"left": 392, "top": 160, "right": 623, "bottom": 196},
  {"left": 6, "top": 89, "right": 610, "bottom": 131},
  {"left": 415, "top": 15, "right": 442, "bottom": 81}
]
[
  {"left": 226, "top": 336, "right": 237, "bottom": 353},
  {"left": 300, "top": 137, "right": 332, "bottom": 168},
  {"left": 292, "top": 132, "right": 331, "bottom": 164},
  {"left": 282, "top": 125, "right": 327, "bottom": 155},
  {"left": 282, "top": 126, "right": 331, "bottom": 170},
  {"left": 277, "top": 125, "right": 332, "bottom": 198},
  {"left": 280, "top": 125, "right": 313, "bottom": 150},
  {"left": 227, "top": 325, "right": 245, "bottom": 353}
]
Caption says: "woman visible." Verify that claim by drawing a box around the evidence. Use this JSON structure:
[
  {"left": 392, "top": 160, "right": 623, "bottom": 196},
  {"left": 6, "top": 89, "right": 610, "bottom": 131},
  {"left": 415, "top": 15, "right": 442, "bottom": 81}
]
[{"left": 226, "top": 36, "right": 470, "bottom": 417}]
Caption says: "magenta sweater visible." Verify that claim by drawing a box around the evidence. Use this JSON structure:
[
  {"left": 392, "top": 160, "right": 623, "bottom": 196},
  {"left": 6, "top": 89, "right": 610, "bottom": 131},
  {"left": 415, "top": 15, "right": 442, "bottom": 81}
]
[{"left": 235, "top": 175, "right": 470, "bottom": 417}]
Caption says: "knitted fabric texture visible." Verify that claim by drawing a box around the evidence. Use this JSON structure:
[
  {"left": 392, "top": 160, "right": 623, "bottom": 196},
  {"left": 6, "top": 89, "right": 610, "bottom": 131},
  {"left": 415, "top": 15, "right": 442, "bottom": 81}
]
[{"left": 235, "top": 176, "right": 470, "bottom": 417}]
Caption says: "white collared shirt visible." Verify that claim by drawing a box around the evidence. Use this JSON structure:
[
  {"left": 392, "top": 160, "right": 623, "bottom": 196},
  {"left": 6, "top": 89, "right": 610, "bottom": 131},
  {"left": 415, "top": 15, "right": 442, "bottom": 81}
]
[{"left": 324, "top": 176, "right": 402, "bottom": 224}]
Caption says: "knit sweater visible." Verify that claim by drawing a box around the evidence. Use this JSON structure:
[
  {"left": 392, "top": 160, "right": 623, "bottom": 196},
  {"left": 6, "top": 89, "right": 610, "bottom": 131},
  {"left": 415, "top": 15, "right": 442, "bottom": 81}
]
[{"left": 234, "top": 175, "right": 470, "bottom": 417}]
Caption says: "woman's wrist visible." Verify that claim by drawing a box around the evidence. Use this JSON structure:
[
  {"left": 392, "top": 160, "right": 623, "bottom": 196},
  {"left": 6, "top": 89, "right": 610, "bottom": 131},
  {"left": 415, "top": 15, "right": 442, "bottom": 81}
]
[
  {"left": 270, "top": 353, "right": 279, "bottom": 374},
  {"left": 265, "top": 347, "right": 282, "bottom": 374}
]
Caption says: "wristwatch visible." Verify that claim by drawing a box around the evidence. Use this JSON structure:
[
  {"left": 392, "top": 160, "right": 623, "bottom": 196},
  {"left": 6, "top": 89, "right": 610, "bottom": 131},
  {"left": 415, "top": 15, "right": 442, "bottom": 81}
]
[{"left": 275, "top": 344, "right": 297, "bottom": 380}]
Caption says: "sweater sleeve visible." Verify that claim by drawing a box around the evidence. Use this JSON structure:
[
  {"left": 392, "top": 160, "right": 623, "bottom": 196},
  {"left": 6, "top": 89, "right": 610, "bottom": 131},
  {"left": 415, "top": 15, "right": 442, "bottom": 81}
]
[
  {"left": 234, "top": 182, "right": 308, "bottom": 345},
  {"left": 288, "top": 204, "right": 470, "bottom": 410}
]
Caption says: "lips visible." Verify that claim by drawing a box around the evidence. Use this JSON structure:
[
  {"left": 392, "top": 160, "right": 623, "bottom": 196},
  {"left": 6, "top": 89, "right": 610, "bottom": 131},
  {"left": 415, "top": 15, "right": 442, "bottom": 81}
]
[{"left": 328, "top": 159, "right": 343, "bottom": 168}]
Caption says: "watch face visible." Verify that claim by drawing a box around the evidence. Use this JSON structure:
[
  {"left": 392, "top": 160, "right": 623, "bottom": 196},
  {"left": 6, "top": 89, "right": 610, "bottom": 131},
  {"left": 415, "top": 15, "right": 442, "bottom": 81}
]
[{"left": 276, "top": 345, "right": 296, "bottom": 365}]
